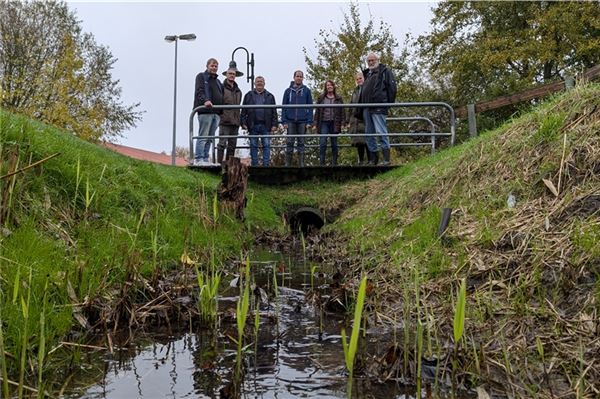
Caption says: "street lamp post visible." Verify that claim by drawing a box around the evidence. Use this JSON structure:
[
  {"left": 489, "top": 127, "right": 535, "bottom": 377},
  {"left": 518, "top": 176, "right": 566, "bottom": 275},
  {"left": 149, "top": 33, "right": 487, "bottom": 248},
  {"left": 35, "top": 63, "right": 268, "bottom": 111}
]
[
  {"left": 165, "top": 33, "right": 196, "bottom": 166},
  {"left": 231, "top": 46, "right": 255, "bottom": 90}
]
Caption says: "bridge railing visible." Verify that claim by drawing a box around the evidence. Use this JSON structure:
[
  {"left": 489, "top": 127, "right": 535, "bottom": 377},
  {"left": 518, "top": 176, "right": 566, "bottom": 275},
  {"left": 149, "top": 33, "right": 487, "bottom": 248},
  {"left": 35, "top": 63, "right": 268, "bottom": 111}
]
[{"left": 188, "top": 102, "right": 455, "bottom": 165}]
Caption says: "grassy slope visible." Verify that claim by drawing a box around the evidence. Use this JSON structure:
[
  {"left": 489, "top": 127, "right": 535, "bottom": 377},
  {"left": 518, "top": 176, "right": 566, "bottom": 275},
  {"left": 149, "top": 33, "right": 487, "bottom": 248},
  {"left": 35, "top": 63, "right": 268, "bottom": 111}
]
[
  {"left": 323, "top": 84, "right": 599, "bottom": 396},
  {"left": 0, "top": 111, "right": 325, "bottom": 386}
]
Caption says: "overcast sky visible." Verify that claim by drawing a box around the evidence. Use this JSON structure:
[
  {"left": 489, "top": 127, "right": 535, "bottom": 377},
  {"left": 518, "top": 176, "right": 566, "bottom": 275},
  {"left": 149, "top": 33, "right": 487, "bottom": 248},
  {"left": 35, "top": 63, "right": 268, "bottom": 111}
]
[{"left": 69, "top": 1, "right": 435, "bottom": 154}]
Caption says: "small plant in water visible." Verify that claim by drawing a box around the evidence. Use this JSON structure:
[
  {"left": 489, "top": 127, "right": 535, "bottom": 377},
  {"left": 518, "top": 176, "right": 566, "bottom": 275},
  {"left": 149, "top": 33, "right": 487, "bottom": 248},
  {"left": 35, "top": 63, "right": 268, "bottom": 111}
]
[
  {"left": 235, "top": 259, "right": 251, "bottom": 371},
  {"left": 195, "top": 266, "right": 220, "bottom": 324},
  {"left": 341, "top": 275, "right": 367, "bottom": 398}
]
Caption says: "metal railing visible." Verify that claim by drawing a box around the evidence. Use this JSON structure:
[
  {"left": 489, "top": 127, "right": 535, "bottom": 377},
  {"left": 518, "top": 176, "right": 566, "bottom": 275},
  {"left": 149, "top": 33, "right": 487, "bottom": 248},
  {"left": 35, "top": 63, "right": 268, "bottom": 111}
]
[{"left": 188, "top": 102, "right": 455, "bottom": 165}]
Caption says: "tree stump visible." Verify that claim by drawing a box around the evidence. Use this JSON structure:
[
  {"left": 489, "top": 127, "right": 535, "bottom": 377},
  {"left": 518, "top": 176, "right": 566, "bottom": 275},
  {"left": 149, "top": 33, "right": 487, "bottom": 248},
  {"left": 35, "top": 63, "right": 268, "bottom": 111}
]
[{"left": 217, "top": 157, "right": 248, "bottom": 220}]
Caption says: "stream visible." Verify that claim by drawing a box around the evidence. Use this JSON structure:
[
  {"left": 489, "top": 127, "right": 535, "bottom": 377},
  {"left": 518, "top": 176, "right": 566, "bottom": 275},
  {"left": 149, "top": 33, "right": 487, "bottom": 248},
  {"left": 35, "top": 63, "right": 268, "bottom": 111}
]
[{"left": 66, "top": 246, "right": 442, "bottom": 398}]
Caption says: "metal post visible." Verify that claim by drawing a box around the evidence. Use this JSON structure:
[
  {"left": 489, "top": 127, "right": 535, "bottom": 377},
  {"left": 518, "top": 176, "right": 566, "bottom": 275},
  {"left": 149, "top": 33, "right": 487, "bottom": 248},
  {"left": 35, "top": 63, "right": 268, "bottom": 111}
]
[
  {"left": 249, "top": 52, "right": 255, "bottom": 90},
  {"left": 170, "top": 39, "right": 178, "bottom": 166},
  {"left": 165, "top": 33, "right": 195, "bottom": 166},
  {"left": 467, "top": 103, "right": 477, "bottom": 138}
]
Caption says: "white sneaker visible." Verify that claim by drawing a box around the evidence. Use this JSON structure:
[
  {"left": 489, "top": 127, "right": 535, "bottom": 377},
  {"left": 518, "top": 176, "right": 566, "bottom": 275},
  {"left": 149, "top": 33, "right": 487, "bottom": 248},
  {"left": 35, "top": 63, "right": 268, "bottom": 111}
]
[{"left": 192, "top": 159, "right": 208, "bottom": 166}]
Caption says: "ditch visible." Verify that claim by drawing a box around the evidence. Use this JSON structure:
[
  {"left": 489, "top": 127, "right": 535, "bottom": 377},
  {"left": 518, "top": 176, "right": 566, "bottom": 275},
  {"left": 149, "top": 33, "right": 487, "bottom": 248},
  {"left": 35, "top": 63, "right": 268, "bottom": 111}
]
[{"left": 61, "top": 244, "right": 462, "bottom": 399}]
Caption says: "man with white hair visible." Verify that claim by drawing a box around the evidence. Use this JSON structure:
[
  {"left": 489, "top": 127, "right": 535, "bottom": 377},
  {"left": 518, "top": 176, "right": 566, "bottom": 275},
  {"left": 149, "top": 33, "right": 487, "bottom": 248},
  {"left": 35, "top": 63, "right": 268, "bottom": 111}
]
[{"left": 360, "top": 52, "right": 397, "bottom": 165}]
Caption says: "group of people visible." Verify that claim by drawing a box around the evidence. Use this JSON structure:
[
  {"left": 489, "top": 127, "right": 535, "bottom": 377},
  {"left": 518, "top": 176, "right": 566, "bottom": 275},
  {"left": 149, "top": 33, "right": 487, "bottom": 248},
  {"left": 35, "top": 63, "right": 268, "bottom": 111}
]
[{"left": 192, "top": 52, "right": 397, "bottom": 167}]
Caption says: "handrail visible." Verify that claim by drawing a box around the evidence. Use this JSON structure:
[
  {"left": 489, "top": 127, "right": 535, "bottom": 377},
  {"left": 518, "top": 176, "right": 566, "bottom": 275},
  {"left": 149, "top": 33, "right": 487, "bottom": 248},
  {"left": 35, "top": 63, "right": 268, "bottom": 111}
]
[{"left": 187, "top": 102, "right": 455, "bottom": 164}]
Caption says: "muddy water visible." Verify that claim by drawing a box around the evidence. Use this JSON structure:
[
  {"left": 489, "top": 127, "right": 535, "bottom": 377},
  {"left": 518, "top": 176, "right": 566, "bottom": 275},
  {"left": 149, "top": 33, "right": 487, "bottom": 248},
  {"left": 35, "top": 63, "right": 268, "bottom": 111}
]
[{"left": 71, "top": 247, "right": 423, "bottom": 398}]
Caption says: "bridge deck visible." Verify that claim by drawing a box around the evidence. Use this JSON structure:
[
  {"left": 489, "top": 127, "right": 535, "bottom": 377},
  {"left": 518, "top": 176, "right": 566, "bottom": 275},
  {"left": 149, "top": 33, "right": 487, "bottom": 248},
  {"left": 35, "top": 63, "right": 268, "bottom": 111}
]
[{"left": 188, "top": 164, "right": 398, "bottom": 185}]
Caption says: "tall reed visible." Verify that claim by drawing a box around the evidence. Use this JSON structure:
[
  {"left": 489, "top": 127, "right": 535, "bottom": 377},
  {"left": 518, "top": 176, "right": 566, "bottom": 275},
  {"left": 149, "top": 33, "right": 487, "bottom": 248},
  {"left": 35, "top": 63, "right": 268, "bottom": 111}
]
[
  {"left": 18, "top": 267, "right": 32, "bottom": 399},
  {"left": 3, "top": 148, "right": 20, "bottom": 225},
  {"left": 37, "top": 279, "right": 48, "bottom": 399},
  {"left": 453, "top": 278, "right": 466, "bottom": 345},
  {"left": 416, "top": 319, "right": 424, "bottom": 398},
  {"left": 73, "top": 156, "right": 81, "bottom": 207},
  {"left": 451, "top": 278, "right": 466, "bottom": 395},
  {"left": 235, "top": 258, "right": 251, "bottom": 374},
  {"left": 341, "top": 275, "right": 367, "bottom": 398},
  {"left": 0, "top": 292, "right": 9, "bottom": 399}
]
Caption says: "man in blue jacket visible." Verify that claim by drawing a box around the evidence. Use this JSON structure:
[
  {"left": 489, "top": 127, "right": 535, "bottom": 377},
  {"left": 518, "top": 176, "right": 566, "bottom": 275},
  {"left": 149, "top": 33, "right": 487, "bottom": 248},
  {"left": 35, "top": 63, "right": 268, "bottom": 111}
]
[
  {"left": 282, "top": 70, "right": 313, "bottom": 166},
  {"left": 241, "top": 76, "right": 278, "bottom": 167},
  {"left": 193, "top": 58, "right": 224, "bottom": 165},
  {"left": 360, "top": 53, "right": 397, "bottom": 166}
]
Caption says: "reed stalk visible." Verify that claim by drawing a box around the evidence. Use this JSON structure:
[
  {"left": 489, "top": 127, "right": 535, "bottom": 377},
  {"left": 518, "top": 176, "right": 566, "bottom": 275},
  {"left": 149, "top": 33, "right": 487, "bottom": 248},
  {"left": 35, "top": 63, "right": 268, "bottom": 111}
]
[
  {"left": 450, "top": 278, "right": 466, "bottom": 396},
  {"left": 12, "top": 264, "right": 20, "bottom": 304},
  {"left": 84, "top": 178, "right": 93, "bottom": 215},
  {"left": 0, "top": 292, "right": 10, "bottom": 399},
  {"left": 212, "top": 191, "right": 219, "bottom": 226},
  {"left": 235, "top": 258, "right": 251, "bottom": 374},
  {"left": 310, "top": 265, "right": 317, "bottom": 292},
  {"left": 4, "top": 150, "right": 20, "bottom": 225},
  {"left": 453, "top": 278, "right": 466, "bottom": 346},
  {"left": 416, "top": 319, "right": 424, "bottom": 398},
  {"left": 18, "top": 268, "right": 32, "bottom": 399},
  {"left": 37, "top": 279, "right": 48, "bottom": 399},
  {"left": 341, "top": 275, "right": 367, "bottom": 398},
  {"left": 73, "top": 156, "right": 81, "bottom": 207}
]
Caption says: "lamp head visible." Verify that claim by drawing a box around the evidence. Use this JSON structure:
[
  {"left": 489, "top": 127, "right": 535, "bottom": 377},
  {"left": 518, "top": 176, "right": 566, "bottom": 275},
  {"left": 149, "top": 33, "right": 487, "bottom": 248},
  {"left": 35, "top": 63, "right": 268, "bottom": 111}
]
[
  {"left": 222, "top": 60, "right": 244, "bottom": 77},
  {"left": 179, "top": 33, "right": 196, "bottom": 41}
]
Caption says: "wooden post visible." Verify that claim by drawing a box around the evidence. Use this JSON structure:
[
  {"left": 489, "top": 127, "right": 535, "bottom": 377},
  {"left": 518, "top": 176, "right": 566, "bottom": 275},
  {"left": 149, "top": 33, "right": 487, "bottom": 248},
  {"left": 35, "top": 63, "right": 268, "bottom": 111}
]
[
  {"left": 217, "top": 157, "right": 248, "bottom": 220},
  {"left": 467, "top": 104, "right": 477, "bottom": 138}
]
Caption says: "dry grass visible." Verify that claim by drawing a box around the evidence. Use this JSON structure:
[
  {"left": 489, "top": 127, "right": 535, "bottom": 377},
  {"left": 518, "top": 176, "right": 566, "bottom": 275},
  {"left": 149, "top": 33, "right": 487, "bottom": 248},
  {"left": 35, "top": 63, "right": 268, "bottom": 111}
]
[{"left": 312, "top": 84, "right": 600, "bottom": 397}]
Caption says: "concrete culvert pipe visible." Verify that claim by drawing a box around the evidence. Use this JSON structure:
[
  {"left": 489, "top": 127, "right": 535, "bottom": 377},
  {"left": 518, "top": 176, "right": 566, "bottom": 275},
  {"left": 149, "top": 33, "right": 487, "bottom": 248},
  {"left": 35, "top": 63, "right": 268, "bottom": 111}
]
[{"left": 289, "top": 207, "right": 325, "bottom": 234}]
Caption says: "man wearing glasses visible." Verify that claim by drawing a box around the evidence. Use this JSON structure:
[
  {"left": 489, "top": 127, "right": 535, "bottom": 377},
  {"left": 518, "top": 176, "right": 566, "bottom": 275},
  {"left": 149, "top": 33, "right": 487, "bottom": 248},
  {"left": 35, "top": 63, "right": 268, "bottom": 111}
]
[{"left": 360, "top": 52, "right": 397, "bottom": 166}]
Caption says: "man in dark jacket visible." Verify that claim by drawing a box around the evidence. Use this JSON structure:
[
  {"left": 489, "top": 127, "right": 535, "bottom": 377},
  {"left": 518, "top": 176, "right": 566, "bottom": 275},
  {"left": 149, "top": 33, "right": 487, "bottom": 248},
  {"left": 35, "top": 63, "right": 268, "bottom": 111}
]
[
  {"left": 282, "top": 70, "right": 313, "bottom": 166},
  {"left": 193, "top": 58, "right": 224, "bottom": 165},
  {"left": 217, "top": 62, "right": 243, "bottom": 165},
  {"left": 241, "top": 76, "right": 278, "bottom": 167},
  {"left": 360, "top": 52, "right": 397, "bottom": 165}
]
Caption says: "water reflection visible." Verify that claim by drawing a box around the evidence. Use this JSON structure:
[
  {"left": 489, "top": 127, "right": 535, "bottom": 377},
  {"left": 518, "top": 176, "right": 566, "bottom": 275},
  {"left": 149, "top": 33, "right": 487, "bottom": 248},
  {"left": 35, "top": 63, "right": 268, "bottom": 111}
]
[{"left": 75, "top": 248, "right": 419, "bottom": 399}]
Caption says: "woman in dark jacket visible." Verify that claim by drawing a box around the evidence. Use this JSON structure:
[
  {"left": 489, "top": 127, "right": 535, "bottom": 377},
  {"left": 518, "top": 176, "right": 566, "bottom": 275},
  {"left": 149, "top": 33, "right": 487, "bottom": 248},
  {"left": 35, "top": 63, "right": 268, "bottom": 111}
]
[
  {"left": 314, "top": 80, "right": 344, "bottom": 166},
  {"left": 349, "top": 72, "right": 368, "bottom": 164}
]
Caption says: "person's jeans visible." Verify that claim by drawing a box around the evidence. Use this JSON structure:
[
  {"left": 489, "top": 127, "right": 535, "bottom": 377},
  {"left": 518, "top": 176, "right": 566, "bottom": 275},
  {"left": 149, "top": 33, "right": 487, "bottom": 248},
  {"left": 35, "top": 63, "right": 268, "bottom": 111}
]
[
  {"left": 196, "top": 114, "right": 220, "bottom": 161},
  {"left": 285, "top": 122, "right": 306, "bottom": 155},
  {"left": 249, "top": 123, "right": 270, "bottom": 166},
  {"left": 363, "top": 110, "right": 389, "bottom": 153},
  {"left": 318, "top": 121, "right": 338, "bottom": 165},
  {"left": 217, "top": 125, "right": 239, "bottom": 160}
]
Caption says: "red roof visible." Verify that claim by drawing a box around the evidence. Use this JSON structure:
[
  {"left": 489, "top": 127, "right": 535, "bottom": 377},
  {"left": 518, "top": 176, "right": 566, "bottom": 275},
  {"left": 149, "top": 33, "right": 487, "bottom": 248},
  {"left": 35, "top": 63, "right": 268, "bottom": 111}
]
[{"left": 102, "top": 142, "right": 188, "bottom": 166}]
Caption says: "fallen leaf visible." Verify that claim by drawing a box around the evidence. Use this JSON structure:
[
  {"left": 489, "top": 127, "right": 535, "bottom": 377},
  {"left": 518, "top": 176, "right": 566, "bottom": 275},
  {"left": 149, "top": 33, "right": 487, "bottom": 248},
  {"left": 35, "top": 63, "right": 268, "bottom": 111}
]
[{"left": 180, "top": 251, "right": 196, "bottom": 266}]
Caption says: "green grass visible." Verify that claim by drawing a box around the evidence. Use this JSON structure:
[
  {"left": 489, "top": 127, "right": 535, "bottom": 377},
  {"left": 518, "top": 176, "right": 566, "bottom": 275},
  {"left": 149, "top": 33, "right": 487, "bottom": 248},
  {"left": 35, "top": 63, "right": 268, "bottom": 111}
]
[{"left": 0, "top": 109, "right": 332, "bottom": 393}]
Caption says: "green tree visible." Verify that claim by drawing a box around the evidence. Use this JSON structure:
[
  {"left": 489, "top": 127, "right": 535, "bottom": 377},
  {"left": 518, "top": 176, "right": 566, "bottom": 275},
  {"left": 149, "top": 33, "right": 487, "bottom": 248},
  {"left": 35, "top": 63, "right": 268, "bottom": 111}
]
[
  {"left": 0, "top": 0, "right": 141, "bottom": 141},
  {"left": 303, "top": 3, "right": 408, "bottom": 102},
  {"left": 417, "top": 1, "right": 600, "bottom": 105}
]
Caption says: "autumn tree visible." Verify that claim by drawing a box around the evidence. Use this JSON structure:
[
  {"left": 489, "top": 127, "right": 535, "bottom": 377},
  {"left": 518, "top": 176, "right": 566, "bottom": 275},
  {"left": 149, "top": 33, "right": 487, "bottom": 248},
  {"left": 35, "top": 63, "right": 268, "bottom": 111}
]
[
  {"left": 417, "top": 1, "right": 600, "bottom": 105},
  {"left": 0, "top": 0, "right": 141, "bottom": 141},
  {"left": 303, "top": 3, "right": 409, "bottom": 103}
]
